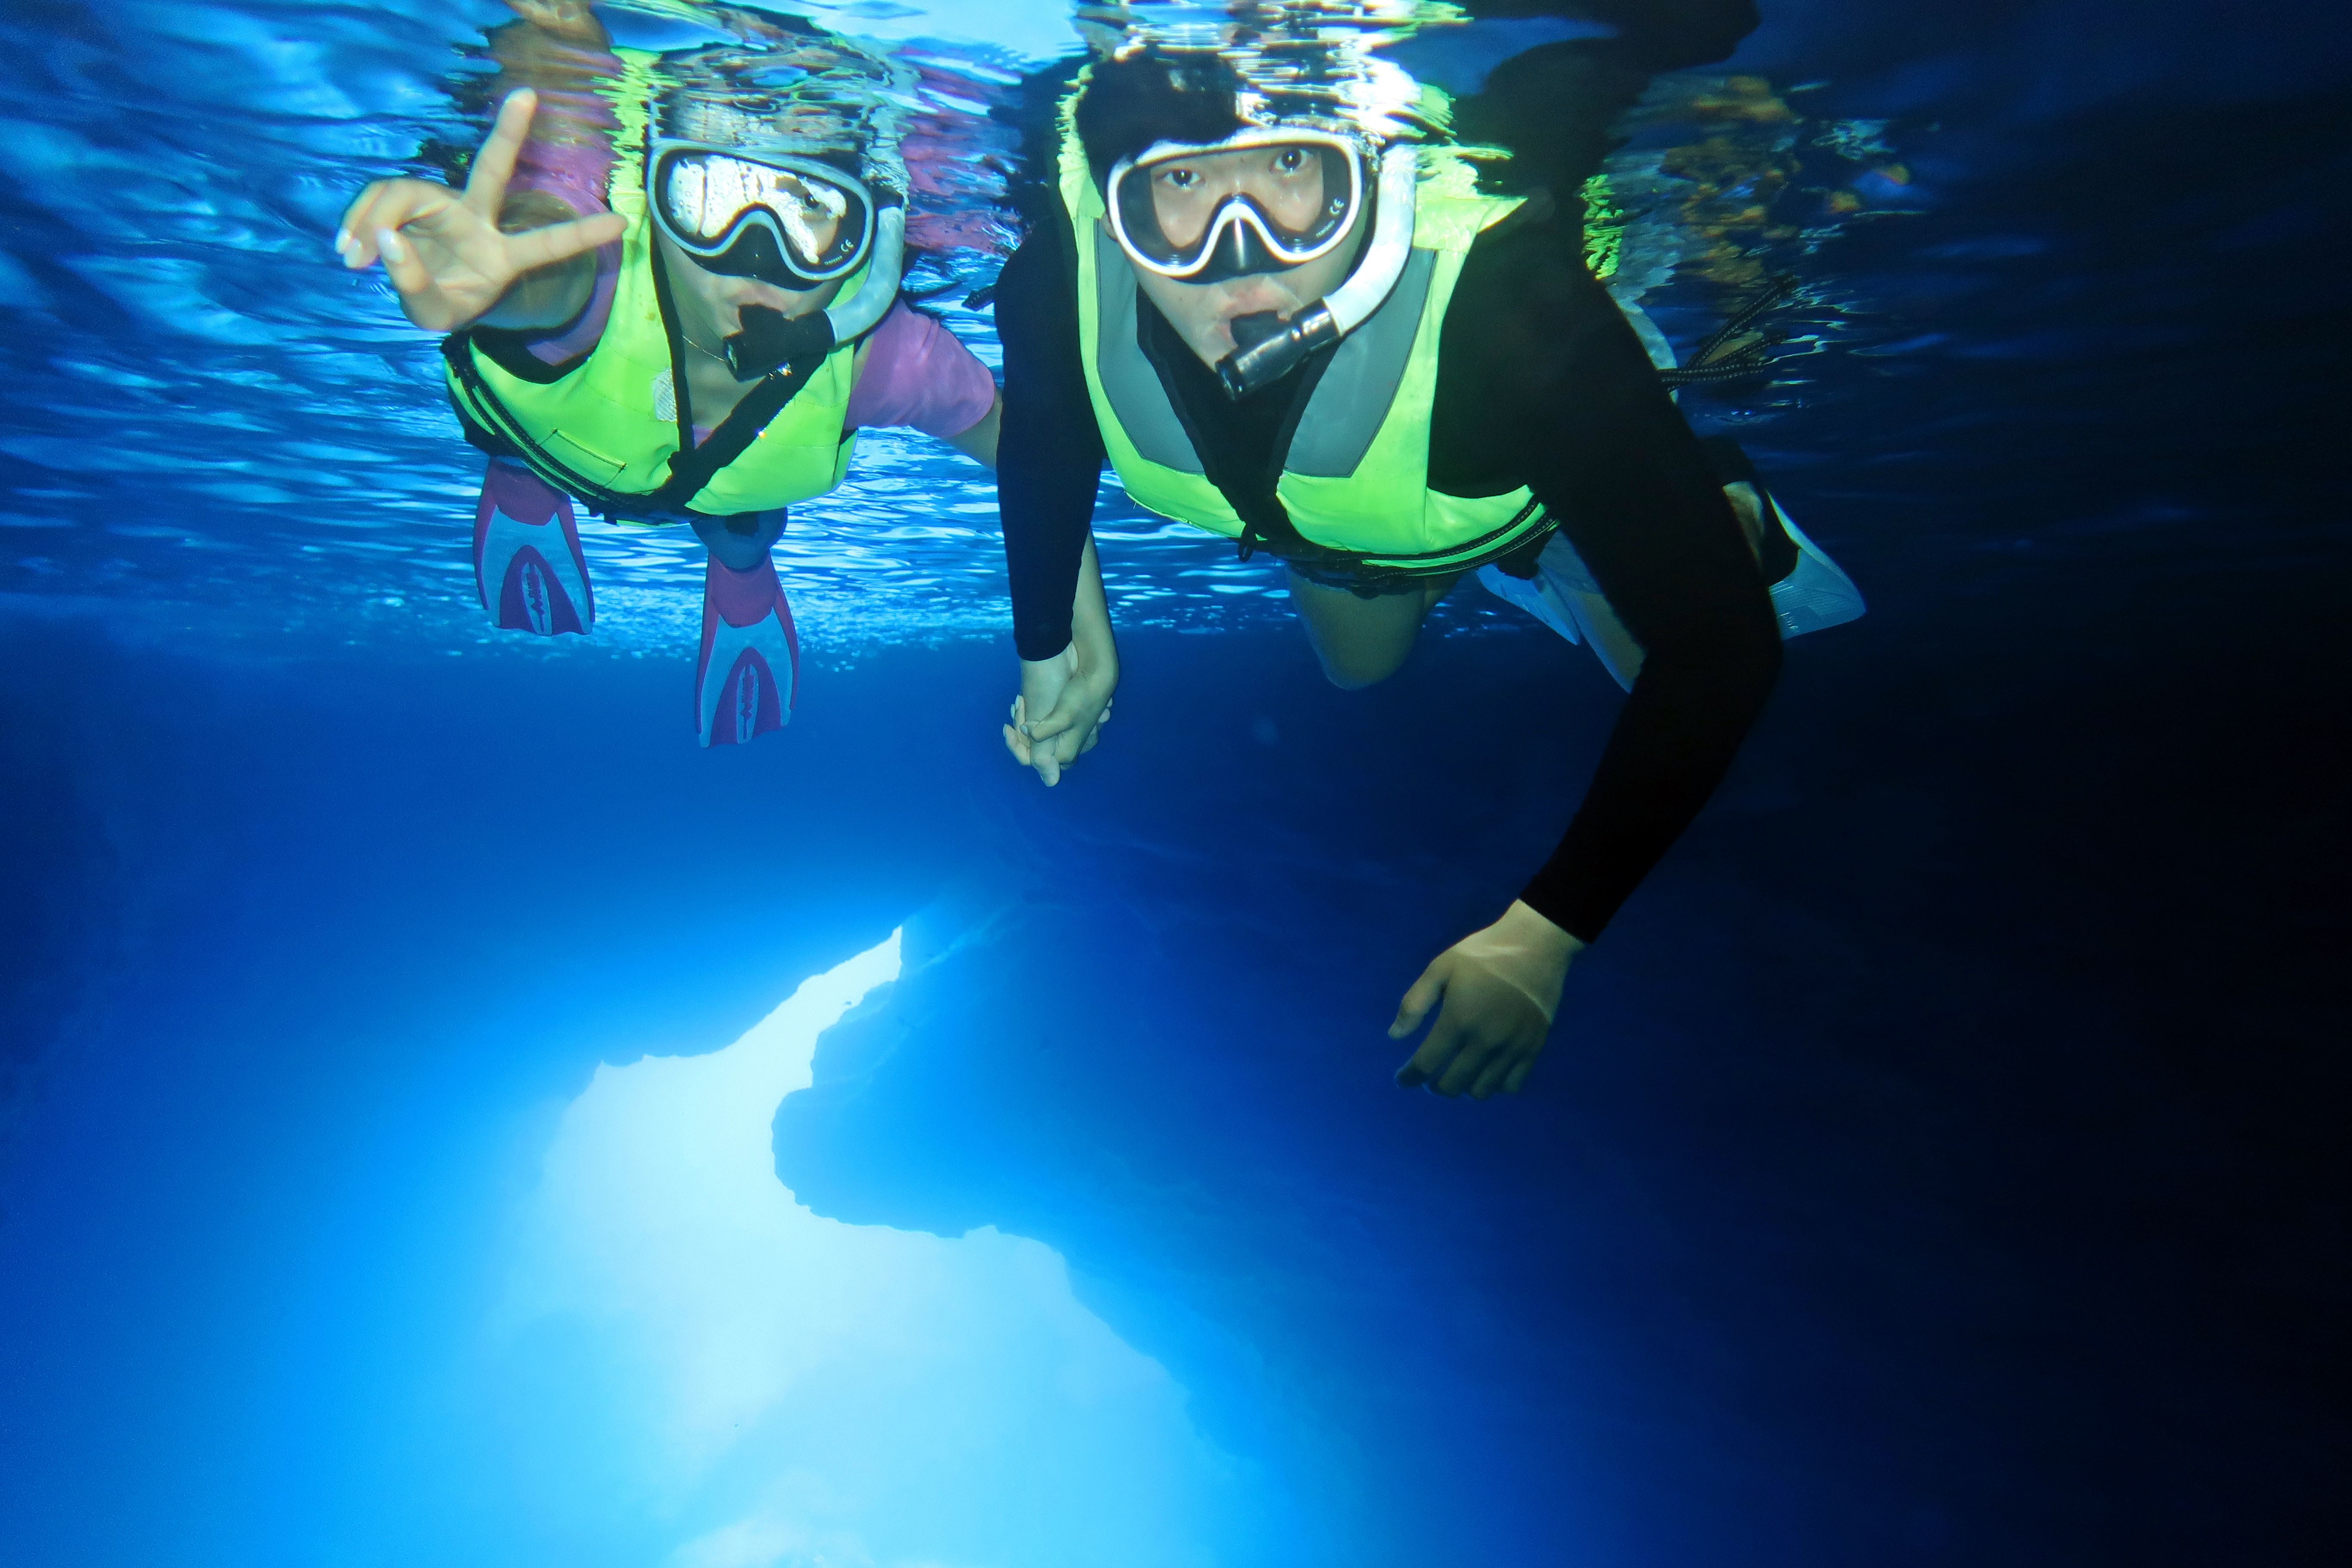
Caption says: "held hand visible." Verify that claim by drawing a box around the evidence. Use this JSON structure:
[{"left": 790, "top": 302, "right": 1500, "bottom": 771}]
[
  {"left": 334, "top": 89, "right": 622, "bottom": 332},
  {"left": 1002, "top": 537, "right": 1119, "bottom": 786},
  {"left": 1389, "top": 900, "right": 1586, "bottom": 1099},
  {"left": 1002, "top": 640, "right": 1117, "bottom": 786}
]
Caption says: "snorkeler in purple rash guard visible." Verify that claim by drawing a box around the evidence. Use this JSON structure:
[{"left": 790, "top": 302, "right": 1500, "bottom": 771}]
[{"left": 336, "top": 0, "right": 1017, "bottom": 744}]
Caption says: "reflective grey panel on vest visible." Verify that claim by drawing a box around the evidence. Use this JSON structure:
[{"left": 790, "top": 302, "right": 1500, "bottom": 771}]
[
  {"left": 1093, "top": 227, "right": 1204, "bottom": 475},
  {"left": 1282, "top": 248, "right": 1435, "bottom": 479}
]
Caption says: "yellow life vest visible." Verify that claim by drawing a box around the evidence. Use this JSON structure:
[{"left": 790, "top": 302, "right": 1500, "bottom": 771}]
[
  {"left": 1062, "top": 120, "right": 1553, "bottom": 575},
  {"left": 441, "top": 127, "right": 864, "bottom": 522}
]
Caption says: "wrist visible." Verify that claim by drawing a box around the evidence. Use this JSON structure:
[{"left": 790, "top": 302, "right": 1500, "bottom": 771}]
[
  {"left": 1013, "top": 616, "right": 1074, "bottom": 662},
  {"left": 1072, "top": 609, "right": 1118, "bottom": 663},
  {"left": 1019, "top": 642, "right": 1073, "bottom": 671},
  {"left": 1501, "top": 898, "right": 1586, "bottom": 962}
]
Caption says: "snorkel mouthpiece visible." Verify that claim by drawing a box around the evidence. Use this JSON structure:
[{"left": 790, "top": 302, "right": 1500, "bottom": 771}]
[
  {"left": 723, "top": 308, "right": 835, "bottom": 381},
  {"left": 1216, "top": 305, "right": 1339, "bottom": 398},
  {"left": 1208, "top": 146, "right": 1419, "bottom": 399},
  {"left": 718, "top": 201, "right": 907, "bottom": 381}
]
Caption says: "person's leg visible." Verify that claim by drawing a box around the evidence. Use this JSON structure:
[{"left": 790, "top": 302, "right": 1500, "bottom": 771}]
[
  {"left": 688, "top": 511, "right": 799, "bottom": 746},
  {"left": 1287, "top": 571, "right": 1462, "bottom": 689},
  {"left": 689, "top": 509, "right": 787, "bottom": 570}
]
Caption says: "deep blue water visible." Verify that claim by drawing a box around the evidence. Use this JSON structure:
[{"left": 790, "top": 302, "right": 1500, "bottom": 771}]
[{"left": 4, "top": 3, "right": 2348, "bottom": 1565}]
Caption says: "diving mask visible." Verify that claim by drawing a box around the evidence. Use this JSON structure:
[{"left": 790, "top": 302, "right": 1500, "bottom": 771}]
[
  {"left": 1106, "top": 128, "right": 1367, "bottom": 285},
  {"left": 647, "top": 141, "right": 877, "bottom": 290}
]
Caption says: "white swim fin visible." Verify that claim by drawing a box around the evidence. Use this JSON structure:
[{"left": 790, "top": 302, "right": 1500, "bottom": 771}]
[
  {"left": 1479, "top": 534, "right": 1648, "bottom": 691},
  {"left": 1483, "top": 295, "right": 1866, "bottom": 667},
  {"left": 1480, "top": 497, "right": 1867, "bottom": 671},
  {"left": 1763, "top": 494, "right": 1866, "bottom": 638},
  {"left": 1477, "top": 554, "right": 1580, "bottom": 646}
]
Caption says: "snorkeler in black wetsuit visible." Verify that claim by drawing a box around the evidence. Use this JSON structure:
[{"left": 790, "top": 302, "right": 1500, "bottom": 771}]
[{"left": 995, "top": 3, "right": 1808, "bottom": 1099}]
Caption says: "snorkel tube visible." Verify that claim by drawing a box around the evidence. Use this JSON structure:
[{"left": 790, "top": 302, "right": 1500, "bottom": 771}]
[
  {"left": 1215, "top": 144, "right": 1417, "bottom": 399},
  {"left": 721, "top": 198, "right": 907, "bottom": 382}
]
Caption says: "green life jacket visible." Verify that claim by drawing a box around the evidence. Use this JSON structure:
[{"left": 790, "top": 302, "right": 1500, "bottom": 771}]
[
  {"left": 1062, "top": 124, "right": 1553, "bottom": 576},
  {"left": 441, "top": 137, "right": 864, "bottom": 523}
]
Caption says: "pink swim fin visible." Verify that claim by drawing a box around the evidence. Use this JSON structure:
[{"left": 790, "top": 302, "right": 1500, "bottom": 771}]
[
  {"left": 696, "top": 554, "right": 800, "bottom": 747},
  {"left": 472, "top": 460, "right": 594, "bottom": 635}
]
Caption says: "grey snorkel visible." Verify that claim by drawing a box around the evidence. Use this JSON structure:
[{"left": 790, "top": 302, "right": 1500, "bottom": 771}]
[
  {"left": 721, "top": 198, "right": 907, "bottom": 381},
  {"left": 1214, "top": 144, "right": 1417, "bottom": 399}
]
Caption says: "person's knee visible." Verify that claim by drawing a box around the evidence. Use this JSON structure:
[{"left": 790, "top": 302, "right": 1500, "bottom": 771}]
[
  {"left": 704, "top": 533, "right": 767, "bottom": 572},
  {"left": 1312, "top": 640, "right": 1410, "bottom": 690},
  {"left": 1289, "top": 573, "right": 1431, "bottom": 689},
  {"left": 692, "top": 509, "right": 786, "bottom": 571}
]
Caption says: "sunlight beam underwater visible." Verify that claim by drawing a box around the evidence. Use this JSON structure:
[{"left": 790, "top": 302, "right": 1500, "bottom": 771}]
[{"left": 494, "top": 930, "right": 1237, "bottom": 1567}]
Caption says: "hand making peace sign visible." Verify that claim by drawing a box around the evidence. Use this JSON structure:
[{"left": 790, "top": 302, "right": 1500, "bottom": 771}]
[{"left": 335, "top": 88, "right": 625, "bottom": 333}]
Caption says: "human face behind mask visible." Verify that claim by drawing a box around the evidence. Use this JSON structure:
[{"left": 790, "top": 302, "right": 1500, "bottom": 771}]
[
  {"left": 1129, "top": 211, "right": 1366, "bottom": 369},
  {"left": 646, "top": 144, "right": 870, "bottom": 360},
  {"left": 649, "top": 145, "right": 871, "bottom": 287},
  {"left": 654, "top": 229, "right": 843, "bottom": 342},
  {"left": 1110, "top": 129, "right": 1370, "bottom": 369},
  {"left": 1126, "top": 141, "right": 1349, "bottom": 261}
]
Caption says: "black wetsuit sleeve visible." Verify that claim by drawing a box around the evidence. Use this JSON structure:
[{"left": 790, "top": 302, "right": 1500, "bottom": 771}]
[
  {"left": 1438, "top": 221, "right": 1782, "bottom": 943},
  {"left": 994, "top": 209, "right": 1106, "bottom": 661}
]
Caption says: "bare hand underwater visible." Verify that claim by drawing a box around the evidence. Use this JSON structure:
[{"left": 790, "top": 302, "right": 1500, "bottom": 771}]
[{"left": 337, "top": 89, "right": 625, "bottom": 335}]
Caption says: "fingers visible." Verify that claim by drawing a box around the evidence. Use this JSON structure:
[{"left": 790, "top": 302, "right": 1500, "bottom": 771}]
[
  {"left": 1002, "top": 700, "right": 1060, "bottom": 786},
  {"left": 1397, "top": 1005, "right": 1470, "bottom": 1089},
  {"left": 1391, "top": 959, "right": 1538, "bottom": 1097},
  {"left": 1009, "top": 688, "right": 1106, "bottom": 784},
  {"left": 502, "top": 210, "right": 625, "bottom": 272},
  {"left": 335, "top": 180, "right": 453, "bottom": 268},
  {"left": 335, "top": 183, "right": 387, "bottom": 264},
  {"left": 1021, "top": 699, "right": 1079, "bottom": 742},
  {"left": 1391, "top": 960, "right": 1456, "bottom": 1089},
  {"left": 1388, "top": 960, "right": 1446, "bottom": 1041},
  {"left": 1038, "top": 714, "right": 1089, "bottom": 767},
  {"left": 1020, "top": 668, "right": 1115, "bottom": 747},
  {"left": 1435, "top": 1032, "right": 1500, "bottom": 1097},
  {"left": 375, "top": 224, "right": 435, "bottom": 300},
  {"left": 1080, "top": 698, "right": 1113, "bottom": 753},
  {"left": 1468, "top": 1054, "right": 1517, "bottom": 1099},
  {"left": 1072, "top": 696, "right": 1111, "bottom": 756},
  {"left": 1418, "top": 1023, "right": 1540, "bottom": 1099},
  {"left": 464, "top": 89, "right": 540, "bottom": 215},
  {"left": 1421, "top": 1025, "right": 1496, "bottom": 1100}
]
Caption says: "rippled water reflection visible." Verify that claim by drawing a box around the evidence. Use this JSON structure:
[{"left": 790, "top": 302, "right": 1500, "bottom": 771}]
[{"left": 0, "top": 0, "right": 1897, "bottom": 658}]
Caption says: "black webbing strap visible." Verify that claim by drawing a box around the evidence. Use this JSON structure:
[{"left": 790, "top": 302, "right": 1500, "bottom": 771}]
[
  {"left": 638, "top": 356, "right": 823, "bottom": 511},
  {"left": 441, "top": 331, "right": 823, "bottom": 520}
]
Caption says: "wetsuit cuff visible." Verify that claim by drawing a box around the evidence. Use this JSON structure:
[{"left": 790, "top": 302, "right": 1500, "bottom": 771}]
[
  {"left": 1014, "top": 625, "right": 1075, "bottom": 663},
  {"left": 1516, "top": 877, "right": 1610, "bottom": 948}
]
